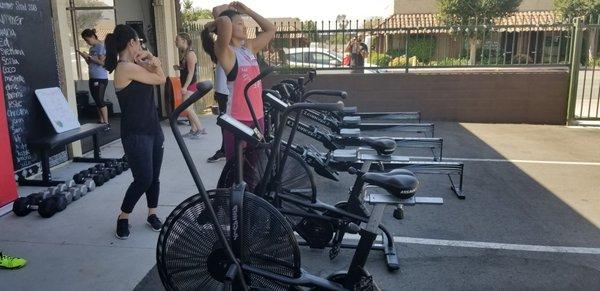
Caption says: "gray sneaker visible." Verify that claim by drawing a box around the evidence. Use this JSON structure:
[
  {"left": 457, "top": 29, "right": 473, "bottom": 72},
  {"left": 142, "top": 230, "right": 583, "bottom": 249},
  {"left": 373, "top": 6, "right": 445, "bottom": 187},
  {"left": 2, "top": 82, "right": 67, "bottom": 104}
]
[
  {"left": 189, "top": 130, "right": 202, "bottom": 139},
  {"left": 182, "top": 130, "right": 194, "bottom": 138}
]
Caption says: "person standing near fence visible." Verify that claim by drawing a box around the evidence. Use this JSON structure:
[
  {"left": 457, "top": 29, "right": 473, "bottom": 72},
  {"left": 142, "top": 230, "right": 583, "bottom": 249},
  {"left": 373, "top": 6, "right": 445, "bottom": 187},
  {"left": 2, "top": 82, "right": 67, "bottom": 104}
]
[
  {"left": 346, "top": 35, "right": 368, "bottom": 73},
  {"left": 79, "top": 28, "right": 110, "bottom": 128},
  {"left": 105, "top": 25, "right": 166, "bottom": 240},
  {"left": 174, "top": 33, "right": 206, "bottom": 139}
]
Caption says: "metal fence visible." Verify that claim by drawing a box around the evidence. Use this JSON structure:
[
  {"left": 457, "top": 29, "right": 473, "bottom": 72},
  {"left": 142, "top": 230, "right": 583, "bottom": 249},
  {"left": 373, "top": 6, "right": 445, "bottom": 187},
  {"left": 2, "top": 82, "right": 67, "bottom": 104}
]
[
  {"left": 183, "top": 15, "right": 600, "bottom": 121},
  {"left": 568, "top": 16, "right": 600, "bottom": 120},
  {"left": 257, "top": 18, "right": 575, "bottom": 72}
]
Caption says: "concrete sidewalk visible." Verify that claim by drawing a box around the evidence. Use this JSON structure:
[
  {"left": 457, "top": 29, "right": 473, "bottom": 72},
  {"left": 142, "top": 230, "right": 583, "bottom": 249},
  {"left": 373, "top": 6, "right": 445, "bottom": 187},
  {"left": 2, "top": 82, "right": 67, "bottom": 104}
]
[
  {"left": 0, "top": 116, "right": 225, "bottom": 291},
  {"left": 1, "top": 116, "right": 600, "bottom": 290}
]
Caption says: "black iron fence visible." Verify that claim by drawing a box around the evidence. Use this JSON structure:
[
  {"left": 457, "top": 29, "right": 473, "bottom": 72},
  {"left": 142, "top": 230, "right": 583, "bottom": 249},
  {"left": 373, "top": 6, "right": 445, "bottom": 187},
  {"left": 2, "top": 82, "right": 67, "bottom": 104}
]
[{"left": 253, "top": 17, "right": 581, "bottom": 72}]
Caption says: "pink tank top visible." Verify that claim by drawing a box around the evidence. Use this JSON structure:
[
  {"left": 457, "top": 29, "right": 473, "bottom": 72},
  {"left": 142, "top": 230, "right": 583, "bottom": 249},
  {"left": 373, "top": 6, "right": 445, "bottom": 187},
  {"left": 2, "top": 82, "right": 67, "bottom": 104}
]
[{"left": 226, "top": 45, "right": 263, "bottom": 122}]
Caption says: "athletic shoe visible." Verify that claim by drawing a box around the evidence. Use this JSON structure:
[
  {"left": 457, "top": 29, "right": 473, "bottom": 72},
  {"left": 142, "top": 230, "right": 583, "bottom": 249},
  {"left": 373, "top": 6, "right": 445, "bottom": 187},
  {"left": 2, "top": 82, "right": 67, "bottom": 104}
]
[
  {"left": 115, "top": 218, "right": 130, "bottom": 240},
  {"left": 207, "top": 150, "right": 225, "bottom": 163},
  {"left": 183, "top": 129, "right": 199, "bottom": 138},
  {"left": 0, "top": 252, "right": 27, "bottom": 269},
  {"left": 191, "top": 130, "right": 204, "bottom": 139},
  {"left": 147, "top": 214, "right": 162, "bottom": 232}
]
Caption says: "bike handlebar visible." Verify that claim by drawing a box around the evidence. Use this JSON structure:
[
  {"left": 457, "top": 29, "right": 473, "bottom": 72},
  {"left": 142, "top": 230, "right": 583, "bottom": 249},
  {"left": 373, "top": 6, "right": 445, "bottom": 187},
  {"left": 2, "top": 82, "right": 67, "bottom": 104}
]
[
  {"left": 303, "top": 90, "right": 348, "bottom": 100},
  {"left": 244, "top": 67, "right": 274, "bottom": 131},
  {"left": 170, "top": 81, "right": 214, "bottom": 121}
]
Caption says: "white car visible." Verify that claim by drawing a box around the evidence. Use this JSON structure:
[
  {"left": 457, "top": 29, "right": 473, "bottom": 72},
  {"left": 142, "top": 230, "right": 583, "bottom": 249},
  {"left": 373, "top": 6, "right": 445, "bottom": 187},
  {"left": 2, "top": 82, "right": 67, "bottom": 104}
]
[
  {"left": 283, "top": 47, "right": 344, "bottom": 68},
  {"left": 282, "top": 47, "right": 375, "bottom": 73}
]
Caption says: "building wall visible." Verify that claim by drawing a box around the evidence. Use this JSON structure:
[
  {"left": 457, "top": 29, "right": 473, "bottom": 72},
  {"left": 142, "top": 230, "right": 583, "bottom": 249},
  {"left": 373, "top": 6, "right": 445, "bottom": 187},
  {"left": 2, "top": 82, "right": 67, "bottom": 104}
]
[
  {"left": 264, "top": 70, "right": 569, "bottom": 124},
  {"left": 392, "top": 0, "right": 554, "bottom": 14}
]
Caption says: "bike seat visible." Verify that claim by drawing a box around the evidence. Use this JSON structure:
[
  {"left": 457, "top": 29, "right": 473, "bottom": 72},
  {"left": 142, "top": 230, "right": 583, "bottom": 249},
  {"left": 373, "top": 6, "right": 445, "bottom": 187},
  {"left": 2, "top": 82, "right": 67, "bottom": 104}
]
[
  {"left": 340, "top": 128, "right": 361, "bottom": 138},
  {"left": 343, "top": 106, "right": 357, "bottom": 115},
  {"left": 361, "top": 138, "right": 396, "bottom": 156},
  {"left": 363, "top": 169, "right": 418, "bottom": 199},
  {"left": 342, "top": 116, "right": 361, "bottom": 125}
]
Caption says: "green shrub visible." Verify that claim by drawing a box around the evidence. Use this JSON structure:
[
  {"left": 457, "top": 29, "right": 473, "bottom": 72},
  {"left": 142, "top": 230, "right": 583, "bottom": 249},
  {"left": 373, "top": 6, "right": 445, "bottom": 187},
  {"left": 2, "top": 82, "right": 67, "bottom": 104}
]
[
  {"left": 407, "top": 36, "right": 436, "bottom": 63},
  {"left": 369, "top": 52, "right": 392, "bottom": 67},
  {"left": 386, "top": 49, "right": 403, "bottom": 58},
  {"left": 428, "top": 57, "right": 469, "bottom": 66},
  {"left": 388, "top": 55, "right": 419, "bottom": 67}
]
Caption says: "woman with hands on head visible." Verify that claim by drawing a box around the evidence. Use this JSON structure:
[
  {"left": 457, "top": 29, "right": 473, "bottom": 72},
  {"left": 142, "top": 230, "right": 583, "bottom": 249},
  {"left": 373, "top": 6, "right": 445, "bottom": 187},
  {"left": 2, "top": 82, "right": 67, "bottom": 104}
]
[{"left": 201, "top": 1, "right": 276, "bottom": 161}]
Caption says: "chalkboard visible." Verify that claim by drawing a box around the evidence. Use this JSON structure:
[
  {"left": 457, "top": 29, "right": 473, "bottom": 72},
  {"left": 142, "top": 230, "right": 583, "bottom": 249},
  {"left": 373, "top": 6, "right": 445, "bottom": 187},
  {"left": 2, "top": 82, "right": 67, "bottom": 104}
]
[{"left": 0, "top": 0, "right": 63, "bottom": 174}]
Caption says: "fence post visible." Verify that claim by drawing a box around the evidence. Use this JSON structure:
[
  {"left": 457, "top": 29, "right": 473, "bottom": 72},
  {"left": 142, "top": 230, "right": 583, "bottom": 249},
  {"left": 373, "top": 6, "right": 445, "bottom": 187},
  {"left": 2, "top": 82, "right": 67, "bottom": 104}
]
[
  {"left": 405, "top": 30, "right": 410, "bottom": 73},
  {"left": 566, "top": 18, "right": 584, "bottom": 124}
]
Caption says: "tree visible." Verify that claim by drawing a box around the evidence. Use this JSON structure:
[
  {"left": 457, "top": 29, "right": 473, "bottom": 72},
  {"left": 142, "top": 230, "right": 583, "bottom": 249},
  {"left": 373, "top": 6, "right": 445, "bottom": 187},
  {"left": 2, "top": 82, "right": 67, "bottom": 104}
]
[
  {"left": 303, "top": 20, "right": 319, "bottom": 42},
  {"left": 554, "top": 0, "right": 600, "bottom": 19},
  {"left": 555, "top": 0, "right": 600, "bottom": 63},
  {"left": 336, "top": 14, "right": 349, "bottom": 30},
  {"left": 438, "top": 0, "right": 522, "bottom": 65},
  {"left": 181, "top": 0, "right": 213, "bottom": 27}
]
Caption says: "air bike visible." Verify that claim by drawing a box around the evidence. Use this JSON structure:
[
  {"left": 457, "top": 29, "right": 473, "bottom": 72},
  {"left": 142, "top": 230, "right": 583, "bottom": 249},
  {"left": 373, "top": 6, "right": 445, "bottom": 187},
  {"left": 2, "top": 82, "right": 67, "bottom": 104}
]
[
  {"left": 263, "top": 87, "right": 466, "bottom": 200},
  {"left": 271, "top": 75, "right": 443, "bottom": 160},
  {"left": 272, "top": 70, "right": 434, "bottom": 137},
  {"left": 277, "top": 70, "right": 423, "bottom": 123},
  {"left": 215, "top": 69, "right": 443, "bottom": 273},
  {"left": 157, "top": 80, "right": 427, "bottom": 290}
]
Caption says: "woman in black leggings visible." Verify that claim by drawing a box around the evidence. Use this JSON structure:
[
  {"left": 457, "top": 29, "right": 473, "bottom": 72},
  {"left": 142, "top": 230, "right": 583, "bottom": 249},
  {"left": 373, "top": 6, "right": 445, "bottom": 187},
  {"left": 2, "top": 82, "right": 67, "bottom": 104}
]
[
  {"left": 104, "top": 25, "right": 166, "bottom": 239},
  {"left": 79, "top": 28, "right": 110, "bottom": 127}
]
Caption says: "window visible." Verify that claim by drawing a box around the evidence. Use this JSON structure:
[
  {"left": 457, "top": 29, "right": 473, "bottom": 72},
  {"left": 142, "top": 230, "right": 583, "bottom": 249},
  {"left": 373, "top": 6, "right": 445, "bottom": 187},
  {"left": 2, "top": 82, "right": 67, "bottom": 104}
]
[
  {"left": 67, "top": 1, "right": 116, "bottom": 80},
  {"left": 74, "top": 0, "right": 114, "bottom": 7}
]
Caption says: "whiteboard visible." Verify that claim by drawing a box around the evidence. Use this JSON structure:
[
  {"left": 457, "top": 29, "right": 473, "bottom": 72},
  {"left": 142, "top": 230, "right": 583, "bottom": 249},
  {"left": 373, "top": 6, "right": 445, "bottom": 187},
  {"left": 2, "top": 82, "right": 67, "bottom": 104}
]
[{"left": 35, "top": 87, "right": 81, "bottom": 133}]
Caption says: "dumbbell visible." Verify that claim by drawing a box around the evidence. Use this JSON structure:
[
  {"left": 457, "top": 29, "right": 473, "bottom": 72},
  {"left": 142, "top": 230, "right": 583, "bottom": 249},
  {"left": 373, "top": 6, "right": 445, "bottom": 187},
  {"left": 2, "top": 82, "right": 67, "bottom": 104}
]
[
  {"left": 38, "top": 184, "right": 89, "bottom": 218},
  {"left": 13, "top": 191, "right": 51, "bottom": 217},
  {"left": 74, "top": 169, "right": 106, "bottom": 186},
  {"left": 89, "top": 166, "right": 111, "bottom": 182},
  {"left": 49, "top": 180, "right": 76, "bottom": 195},
  {"left": 117, "top": 157, "right": 130, "bottom": 171},
  {"left": 80, "top": 179, "right": 96, "bottom": 192},
  {"left": 97, "top": 164, "right": 118, "bottom": 179},
  {"left": 104, "top": 161, "right": 124, "bottom": 175},
  {"left": 38, "top": 192, "right": 68, "bottom": 218}
]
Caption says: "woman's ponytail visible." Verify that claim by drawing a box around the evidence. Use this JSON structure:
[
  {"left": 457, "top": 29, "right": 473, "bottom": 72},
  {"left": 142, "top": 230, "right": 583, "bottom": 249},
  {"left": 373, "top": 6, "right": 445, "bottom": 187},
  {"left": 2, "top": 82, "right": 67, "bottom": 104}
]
[
  {"left": 103, "top": 25, "right": 138, "bottom": 73},
  {"left": 104, "top": 33, "right": 118, "bottom": 73},
  {"left": 201, "top": 28, "right": 217, "bottom": 64}
]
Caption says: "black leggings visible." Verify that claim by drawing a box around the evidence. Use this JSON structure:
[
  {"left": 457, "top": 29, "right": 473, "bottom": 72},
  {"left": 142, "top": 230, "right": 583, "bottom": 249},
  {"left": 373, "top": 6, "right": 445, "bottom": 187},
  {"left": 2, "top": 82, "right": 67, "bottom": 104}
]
[
  {"left": 215, "top": 92, "right": 228, "bottom": 152},
  {"left": 120, "top": 132, "right": 165, "bottom": 213},
  {"left": 89, "top": 78, "right": 108, "bottom": 108}
]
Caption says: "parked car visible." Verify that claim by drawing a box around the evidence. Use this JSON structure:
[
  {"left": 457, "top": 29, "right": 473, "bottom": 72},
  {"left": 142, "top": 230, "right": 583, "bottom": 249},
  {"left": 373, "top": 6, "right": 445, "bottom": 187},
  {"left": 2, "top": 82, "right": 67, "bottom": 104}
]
[{"left": 283, "top": 47, "right": 344, "bottom": 68}]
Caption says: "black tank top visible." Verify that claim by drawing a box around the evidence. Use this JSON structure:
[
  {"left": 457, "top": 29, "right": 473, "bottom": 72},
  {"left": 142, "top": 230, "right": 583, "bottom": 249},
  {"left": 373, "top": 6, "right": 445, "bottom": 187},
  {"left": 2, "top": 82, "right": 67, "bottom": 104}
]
[
  {"left": 179, "top": 50, "right": 198, "bottom": 85},
  {"left": 116, "top": 80, "right": 162, "bottom": 137}
]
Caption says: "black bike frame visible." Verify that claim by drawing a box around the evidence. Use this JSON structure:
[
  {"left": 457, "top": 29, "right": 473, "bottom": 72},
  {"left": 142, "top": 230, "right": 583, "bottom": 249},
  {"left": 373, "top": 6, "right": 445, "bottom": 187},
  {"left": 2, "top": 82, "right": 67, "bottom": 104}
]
[{"left": 169, "top": 81, "right": 249, "bottom": 290}]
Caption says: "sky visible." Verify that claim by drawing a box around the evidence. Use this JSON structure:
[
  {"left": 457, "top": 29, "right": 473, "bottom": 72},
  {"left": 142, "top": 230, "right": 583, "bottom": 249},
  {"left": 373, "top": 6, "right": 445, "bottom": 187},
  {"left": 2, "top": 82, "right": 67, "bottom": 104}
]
[{"left": 190, "top": 0, "right": 392, "bottom": 20}]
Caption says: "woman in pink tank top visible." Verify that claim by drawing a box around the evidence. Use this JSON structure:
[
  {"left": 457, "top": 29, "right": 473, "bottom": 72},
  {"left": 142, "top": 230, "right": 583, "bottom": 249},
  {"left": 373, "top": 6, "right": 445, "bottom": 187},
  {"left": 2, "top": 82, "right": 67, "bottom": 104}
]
[{"left": 202, "top": 2, "right": 275, "bottom": 161}]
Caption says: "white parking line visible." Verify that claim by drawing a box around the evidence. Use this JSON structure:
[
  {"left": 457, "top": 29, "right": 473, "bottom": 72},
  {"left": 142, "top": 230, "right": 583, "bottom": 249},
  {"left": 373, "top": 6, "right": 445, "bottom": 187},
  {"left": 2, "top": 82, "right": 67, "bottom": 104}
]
[
  {"left": 339, "top": 234, "right": 600, "bottom": 255},
  {"left": 423, "top": 157, "right": 600, "bottom": 166}
]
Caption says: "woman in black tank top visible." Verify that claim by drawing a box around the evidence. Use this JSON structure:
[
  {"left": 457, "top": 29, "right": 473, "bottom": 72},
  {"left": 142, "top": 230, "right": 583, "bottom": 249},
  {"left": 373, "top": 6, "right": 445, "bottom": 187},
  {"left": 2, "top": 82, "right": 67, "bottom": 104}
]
[
  {"left": 174, "top": 33, "right": 205, "bottom": 137},
  {"left": 104, "top": 25, "right": 166, "bottom": 240}
]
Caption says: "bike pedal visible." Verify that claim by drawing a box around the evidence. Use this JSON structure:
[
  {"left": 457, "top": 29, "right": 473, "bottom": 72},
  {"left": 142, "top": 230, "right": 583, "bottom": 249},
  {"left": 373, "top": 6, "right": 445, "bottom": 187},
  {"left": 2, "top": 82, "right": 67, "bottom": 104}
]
[{"left": 329, "top": 245, "right": 340, "bottom": 260}]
